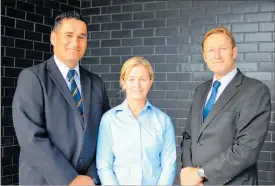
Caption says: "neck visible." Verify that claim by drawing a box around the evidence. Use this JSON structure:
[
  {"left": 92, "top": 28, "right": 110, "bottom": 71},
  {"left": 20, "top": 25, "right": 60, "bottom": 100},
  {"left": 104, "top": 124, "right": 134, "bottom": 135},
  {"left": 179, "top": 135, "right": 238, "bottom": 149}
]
[
  {"left": 126, "top": 98, "right": 146, "bottom": 118},
  {"left": 214, "top": 67, "right": 235, "bottom": 80}
]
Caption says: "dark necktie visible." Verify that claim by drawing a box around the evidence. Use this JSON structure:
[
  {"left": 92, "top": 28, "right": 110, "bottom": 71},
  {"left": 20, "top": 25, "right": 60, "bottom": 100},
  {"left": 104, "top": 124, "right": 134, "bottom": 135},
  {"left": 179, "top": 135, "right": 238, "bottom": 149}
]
[
  {"left": 67, "top": 69, "right": 84, "bottom": 118},
  {"left": 203, "top": 81, "right": 221, "bottom": 121}
]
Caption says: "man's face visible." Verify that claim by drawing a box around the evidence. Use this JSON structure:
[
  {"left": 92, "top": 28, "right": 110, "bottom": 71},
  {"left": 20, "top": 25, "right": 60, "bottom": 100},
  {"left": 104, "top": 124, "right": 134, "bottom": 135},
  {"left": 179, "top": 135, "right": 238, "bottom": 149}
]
[
  {"left": 50, "top": 18, "right": 87, "bottom": 68},
  {"left": 202, "top": 33, "right": 237, "bottom": 79}
]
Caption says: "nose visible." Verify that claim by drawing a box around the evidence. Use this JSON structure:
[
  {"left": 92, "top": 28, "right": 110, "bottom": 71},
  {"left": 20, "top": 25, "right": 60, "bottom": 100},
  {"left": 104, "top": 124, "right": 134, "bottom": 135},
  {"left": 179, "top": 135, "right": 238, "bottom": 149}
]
[
  {"left": 71, "top": 36, "right": 79, "bottom": 48},
  {"left": 134, "top": 79, "right": 141, "bottom": 88},
  {"left": 214, "top": 49, "right": 221, "bottom": 59}
]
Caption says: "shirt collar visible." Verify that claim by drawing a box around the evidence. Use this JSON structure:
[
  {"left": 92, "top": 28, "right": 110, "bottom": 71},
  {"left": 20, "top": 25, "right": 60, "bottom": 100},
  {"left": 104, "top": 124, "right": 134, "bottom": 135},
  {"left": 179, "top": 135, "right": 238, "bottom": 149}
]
[
  {"left": 54, "top": 55, "right": 80, "bottom": 79},
  {"left": 212, "top": 67, "right": 237, "bottom": 87},
  {"left": 115, "top": 99, "right": 152, "bottom": 114}
]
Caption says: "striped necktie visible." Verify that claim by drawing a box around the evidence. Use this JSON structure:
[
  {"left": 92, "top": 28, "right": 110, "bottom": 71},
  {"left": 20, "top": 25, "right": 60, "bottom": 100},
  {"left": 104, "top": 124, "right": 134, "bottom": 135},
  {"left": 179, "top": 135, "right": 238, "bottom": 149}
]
[{"left": 67, "top": 69, "right": 84, "bottom": 118}]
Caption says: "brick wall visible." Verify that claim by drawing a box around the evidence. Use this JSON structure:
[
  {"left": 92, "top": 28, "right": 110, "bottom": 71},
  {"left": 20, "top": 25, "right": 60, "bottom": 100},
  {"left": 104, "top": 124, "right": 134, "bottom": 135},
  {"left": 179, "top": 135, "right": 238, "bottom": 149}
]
[
  {"left": 1, "top": 0, "right": 274, "bottom": 185},
  {"left": 1, "top": 0, "right": 80, "bottom": 184},
  {"left": 80, "top": 0, "right": 275, "bottom": 185}
]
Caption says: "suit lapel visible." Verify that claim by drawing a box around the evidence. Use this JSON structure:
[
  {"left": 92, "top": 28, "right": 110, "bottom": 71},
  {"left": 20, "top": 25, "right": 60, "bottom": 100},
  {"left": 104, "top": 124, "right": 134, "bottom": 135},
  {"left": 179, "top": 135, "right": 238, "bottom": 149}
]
[
  {"left": 47, "top": 57, "right": 84, "bottom": 126},
  {"left": 80, "top": 67, "right": 91, "bottom": 130},
  {"left": 198, "top": 70, "right": 243, "bottom": 139}
]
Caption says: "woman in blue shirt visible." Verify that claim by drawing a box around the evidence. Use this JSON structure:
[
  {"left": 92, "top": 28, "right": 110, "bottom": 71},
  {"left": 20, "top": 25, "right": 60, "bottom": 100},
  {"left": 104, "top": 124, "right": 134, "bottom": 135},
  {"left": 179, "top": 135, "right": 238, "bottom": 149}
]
[{"left": 96, "top": 56, "right": 176, "bottom": 185}]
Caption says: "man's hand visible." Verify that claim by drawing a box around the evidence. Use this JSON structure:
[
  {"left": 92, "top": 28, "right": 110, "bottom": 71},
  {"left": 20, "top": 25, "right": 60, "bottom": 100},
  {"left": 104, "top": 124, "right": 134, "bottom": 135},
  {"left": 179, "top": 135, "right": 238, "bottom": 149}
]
[
  {"left": 69, "top": 175, "right": 95, "bottom": 186},
  {"left": 180, "top": 167, "right": 203, "bottom": 186}
]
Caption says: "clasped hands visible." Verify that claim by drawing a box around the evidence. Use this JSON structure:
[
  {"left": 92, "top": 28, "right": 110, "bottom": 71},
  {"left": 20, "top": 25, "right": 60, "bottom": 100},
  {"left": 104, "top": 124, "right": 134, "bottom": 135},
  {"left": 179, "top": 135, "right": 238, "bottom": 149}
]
[
  {"left": 180, "top": 167, "right": 204, "bottom": 186},
  {"left": 69, "top": 175, "right": 95, "bottom": 186}
]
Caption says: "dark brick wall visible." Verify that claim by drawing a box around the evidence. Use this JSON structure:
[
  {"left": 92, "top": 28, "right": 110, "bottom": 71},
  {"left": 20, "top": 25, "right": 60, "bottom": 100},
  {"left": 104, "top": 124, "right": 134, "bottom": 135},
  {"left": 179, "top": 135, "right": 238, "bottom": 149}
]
[
  {"left": 1, "top": 0, "right": 80, "bottom": 184},
  {"left": 1, "top": 0, "right": 274, "bottom": 185},
  {"left": 80, "top": 0, "right": 275, "bottom": 185}
]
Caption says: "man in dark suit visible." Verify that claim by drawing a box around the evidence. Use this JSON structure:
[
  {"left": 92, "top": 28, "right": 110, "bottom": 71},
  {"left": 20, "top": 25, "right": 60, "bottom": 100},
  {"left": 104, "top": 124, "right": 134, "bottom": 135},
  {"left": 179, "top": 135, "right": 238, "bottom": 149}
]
[
  {"left": 180, "top": 27, "right": 271, "bottom": 185},
  {"left": 12, "top": 11, "right": 109, "bottom": 185}
]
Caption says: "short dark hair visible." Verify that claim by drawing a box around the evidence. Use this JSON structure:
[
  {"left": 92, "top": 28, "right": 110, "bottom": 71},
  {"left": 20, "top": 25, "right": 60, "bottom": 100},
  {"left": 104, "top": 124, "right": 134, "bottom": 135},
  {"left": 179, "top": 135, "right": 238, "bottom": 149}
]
[{"left": 53, "top": 11, "right": 87, "bottom": 31}]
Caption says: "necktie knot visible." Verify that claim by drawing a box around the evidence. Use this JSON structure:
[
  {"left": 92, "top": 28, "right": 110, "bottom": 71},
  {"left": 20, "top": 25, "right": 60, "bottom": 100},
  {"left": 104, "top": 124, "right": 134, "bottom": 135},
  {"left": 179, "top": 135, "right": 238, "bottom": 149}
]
[
  {"left": 67, "top": 69, "right": 76, "bottom": 81},
  {"left": 213, "top": 81, "right": 221, "bottom": 91}
]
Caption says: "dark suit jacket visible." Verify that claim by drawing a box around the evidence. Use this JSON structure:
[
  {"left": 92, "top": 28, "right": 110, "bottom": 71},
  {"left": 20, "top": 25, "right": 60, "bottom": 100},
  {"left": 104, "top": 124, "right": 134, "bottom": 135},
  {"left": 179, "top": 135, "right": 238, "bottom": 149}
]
[
  {"left": 181, "top": 69, "right": 271, "bottom": 185},
  {"left": 12, "top": 56, "right": 110, "bottom": 185}
]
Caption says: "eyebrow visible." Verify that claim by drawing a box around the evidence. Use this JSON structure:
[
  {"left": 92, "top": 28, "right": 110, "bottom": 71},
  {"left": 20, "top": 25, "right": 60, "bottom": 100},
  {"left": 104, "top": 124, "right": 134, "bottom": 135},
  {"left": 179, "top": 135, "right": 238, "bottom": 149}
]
[{"left": 64, "top": 32, "right": 87, "bottom": 37}]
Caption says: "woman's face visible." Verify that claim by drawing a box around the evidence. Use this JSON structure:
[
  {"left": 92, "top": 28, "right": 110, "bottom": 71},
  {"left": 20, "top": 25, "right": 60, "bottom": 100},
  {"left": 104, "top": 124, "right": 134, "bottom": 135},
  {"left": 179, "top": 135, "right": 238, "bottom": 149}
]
[{"left": 122, "top": 64, "right": 153, "bottom": 102}]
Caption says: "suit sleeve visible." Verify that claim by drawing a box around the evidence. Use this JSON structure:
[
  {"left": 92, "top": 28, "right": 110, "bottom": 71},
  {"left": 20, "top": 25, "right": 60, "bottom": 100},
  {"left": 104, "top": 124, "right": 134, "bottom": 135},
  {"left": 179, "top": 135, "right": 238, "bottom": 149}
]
[
  {"left": 157, "top": 117, "right": 177, "bottom": 185},
  {"left": 202, "top": 83, "right": 271, "bottom": 184},
  {"left": 12, "top": 69, "right": 78, "bottom": 185},
  {"left": 86, "top": 78, "right": 110, "bottom": 183},
  {"left": 181, "top": 88, "right": 198, "bottom": 168}
]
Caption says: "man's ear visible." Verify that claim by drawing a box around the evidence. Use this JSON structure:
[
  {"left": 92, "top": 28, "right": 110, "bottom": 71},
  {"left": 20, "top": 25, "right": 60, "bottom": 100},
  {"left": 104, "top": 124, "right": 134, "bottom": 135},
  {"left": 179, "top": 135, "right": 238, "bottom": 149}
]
[
  {"left": 50, "top": 31, "right": 56, "bottom": 46},
  {"left": 233, "top": 46, "right": 238, "bottom": 60}
]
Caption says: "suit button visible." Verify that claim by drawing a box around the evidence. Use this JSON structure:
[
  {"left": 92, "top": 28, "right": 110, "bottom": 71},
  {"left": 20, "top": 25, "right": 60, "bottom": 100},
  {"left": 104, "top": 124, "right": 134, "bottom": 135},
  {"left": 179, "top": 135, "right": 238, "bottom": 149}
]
[
  {"left": 79, "top": 158, "right": 83, "bottom": 163},
  {"left": 197, "top": 142, "right": 202, "bottom": 146}
]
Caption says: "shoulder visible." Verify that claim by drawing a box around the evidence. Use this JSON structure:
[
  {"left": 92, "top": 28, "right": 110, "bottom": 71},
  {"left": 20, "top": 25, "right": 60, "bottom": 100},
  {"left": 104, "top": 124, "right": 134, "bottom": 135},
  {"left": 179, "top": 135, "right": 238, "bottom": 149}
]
[{"left": 150, "top": 104, "right": 173, "bottom": 127}]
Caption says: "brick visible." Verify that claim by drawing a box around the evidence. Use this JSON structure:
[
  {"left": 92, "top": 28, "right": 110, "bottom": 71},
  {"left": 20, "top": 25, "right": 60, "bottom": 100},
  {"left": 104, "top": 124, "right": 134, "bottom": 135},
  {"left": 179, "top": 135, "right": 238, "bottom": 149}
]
[
  {"left": 1, "top": 176, "right": 13, "bottom": 185},
  {"left": 156, "top": 9, "right": 180, "bottom": 18},
  {"left": 92, "top": 0, "right": 111, "bottom": 7},
  {"left": 112, "top": 0, "right": 133, "bottom": 5},
  {"left": 180, "top": 8, "right": 205, "bottom": 17},
  {"left": 144, "top": 37, "right": 165, "bottom": 46},
  {"left": 6, "top": 8, "right": 25, "bottom": 19},
  {"left": 167, "top": 55, "right": 191, "bottom": 63},
  {"left": 192, "top": 1, "right": 218, "bottom": 8},
  {"left": 205, "top": 5, "right": 230, "bottom": 15},
  {"left": 44, "top": 17, "right": 54, "bottom": 26},
  {"left": 167, "top": 0, "right": 191, "bottom": 9},
  {"left": 235, "top": 63, "right": 258, "bottom": 71},
  {"left": 156, "top": 46, "right": 178, "bottom": 54},
  {"left": 88, "top": 40, "right": 100, "bottom": 48},
  {"left": 233, "top": 33, "right": 244, "bottom": 42},
  {"left": 101, "top": 23, "right": 121, "bottom": 30},
  {"left": 102, "top": 6, "right": 121, "bottom": 14},
  {"left": 245, "top": 33, "right": 272, "bottom": 42},
  {"left": 90, "top": 65, "right": 110, "bottom": 73},
  {"left": 231, "top": 3, "right": 259, "bottom": 13},
  {"left": 45, "top": 0, "right": 60, "bottom": 10},
  {"left": 2, "top": 137, "right": 13, "bottom": 146},
  {"left": 258, "top": 63, "right": 274, "bottom": 72},
  {"left": 133, "top": 46, "right": 154, "bottom": 54},
  {"left": 133, "top": 29, "right": 154, "bottom": 37},
  {"left": 101, "top": 56, "right": 121, "bottom": 64},
  {"left": 1, "top": 77, "right": 15, "bottom": 87},
  {"left": 179, "top": 63, "right": 204, "bottom": 72},
  {"left": 260, "top": 2, "right": 275, "bottom": 12},
  {"left": 190, "top": 44, "right": 201, "bottom": 54},
  {"left": 167, "top": 36, "right": 190, "bottom": 45},
  {"left": 147, "top": 91, "right": 166, "bottom": 99},
  {"left": 258, "top": 151, "right": 271, "bottom": 161},
  {"left": 122, "top": 21, "right": 142, "bottom": 29},
  {"left": 245, "top": 53, "right": 272, "bottom": 62},
  {"left": 82, "top": 8, "right": 100, "bottom": 16},
  {"left": 168, "top": 17, "right": 189, "bottom": 27},
  {"left": 16, "top": 20, "right": 34, "bottom": 31},
  {"left": 180, "top": 26, "right": 205, "bottom": 35},
  {"left": 218, "top": 14, "right": 243, "bottom": 23},
  {"left": 111, "top": 47, "right": 132, "bottom": 55},
  {"left": 35, "top": 24, "right": 51, "bottom": 34},
  {"left": 15, "top": 58, "right": 34, "bottom": 68},
  {"left": 122, "top": 4, "right": 143, "bottom": 12},
  {"left": 35, "top": 5, "right": 52, "bottom": 17},
  {"left": 26, "top": 50, "right": 43, "bottom": 60},
  {"left": 237, "top": 43, "right": 258, "bottom": 52},
  {"left": 60, "top": 4, "right": 75, "bottom": 12},
  {"left": 193, "top": 72, "right": 213, "bottom": 81},
  {"left": 154, "top": 73, "right": 166, "bottom": 81},
  {"left": 156, "top": 27, "right": 179, "bottom": 37},
  {"left": 155, "top": 64, "right": 178, "bottom": 72},
  {"left": 92, "top": 15, "right": 111, "bottom": 23},
  {"left": 1, "top": 57, "right": 14, "bottom": 67},
  {"left": 122, "top": 38, "right": 142, "bottom": 46},
  {"left": 154, "top": 100, "right": 178, "bottom": 108},
  {"left": 90, "top": 31, "right": 110, "bottom": 40},
  {"left": 43, "top": 34, "right": 50, "bottom": 43},
  {"left": 245, "top": 13, "right": 273, "bottom": 22},
  {"left": 260, "top": 23, "right": 275, "bottom": 32},
  {"left": 2, "top": 37, "right": 14, "bottom": 47},
  {"left": 192, "top": 15, "right": 216, "bottom": 25},
  {"left": 111, "top": 30, "right": 131, "bottom": 38},
  {"left": 5, "top": 27, "right": 24, "bottom": 39},
  {"left": 27, "top": 0, "right": 44, "bottom": 5},
  {"left": 2, "top": 0, "right": 15, "bottom": 8},
  {"left": 3, "top": 126, "right": 15, "bottom": 136},
  {"left": 144, "top": 19, "right": 166, "bottom": 28},
  {"left": 87, "top": 24, "right": 100, "bottom": 32},
  {"left": 81, "top": 57, "right": 100, "bottom": 65},
  {"left": 143, "top": 55, "right": 166, "bottom": 64},
  {"left": 15, "top": 39, "right": 33, "bottom": 50},
  {"left": 179, "top": 44, "right": 190, "bottom": 54},
  {"left": 1, "top": 6, "right": 6, "bottom": 16},
  {"left": 101, "top": 73, "right": 120, "bottom": 81},
  {"left": 245, "top": 72, "right": 272, "bottom": 81},
  {"left": 6, "top": 47, "right": 24, "bottom": 58},
  {"left": 144, "top": 2, "right": 166, "bottom": 11},
  {"left": 112, "top": 13, "right": 133, "bottom": 22},
  {"left": 1, "top": 16, "right": 15, "bottom": 27},
  {"left": 179, "top": 82, "right": 200, "bottom": 91},
  {"left": 191, "top": 55, "right": 204, "bottom": 63},
  {"left": 81, "top": 1, "right": 91, "bottom": 8},
  {"left": 259, "top": 43, "right": 274, "bottom": 52},
  {"left": 17, "top": 1, "right": 35, "bottom": 12},
  {"left": 101, "top": 39, "right": 121, "bottom": 47},
  {"left": 232, "top": 23, "right": 258, "bottom": 32},
  {"left": 90, "top": 48, "right": 110, "bottom": 56},
  {"left": 134, "top": 11, "right": 154, "bottom": 20},
  {"left": 257, "top": 161, "right": 275, "bottom": 171}
]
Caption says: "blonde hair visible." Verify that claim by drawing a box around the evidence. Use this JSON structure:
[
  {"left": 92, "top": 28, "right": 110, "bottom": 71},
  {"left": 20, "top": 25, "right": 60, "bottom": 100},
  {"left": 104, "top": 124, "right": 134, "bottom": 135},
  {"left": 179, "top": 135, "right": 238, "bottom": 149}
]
[
  {"left": 120, "top": 56, "right": 154, "bottom": 92},
  {"left": 202, "top": 26, "right": 236, "bottom": 51}
]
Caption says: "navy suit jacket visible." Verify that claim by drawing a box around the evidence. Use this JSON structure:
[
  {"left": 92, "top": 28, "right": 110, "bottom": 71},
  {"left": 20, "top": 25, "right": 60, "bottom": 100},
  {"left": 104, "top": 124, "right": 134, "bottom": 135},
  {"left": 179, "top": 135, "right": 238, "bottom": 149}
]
[{"left": 12, "top": 56, "right": 110, "bottom": 185}]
